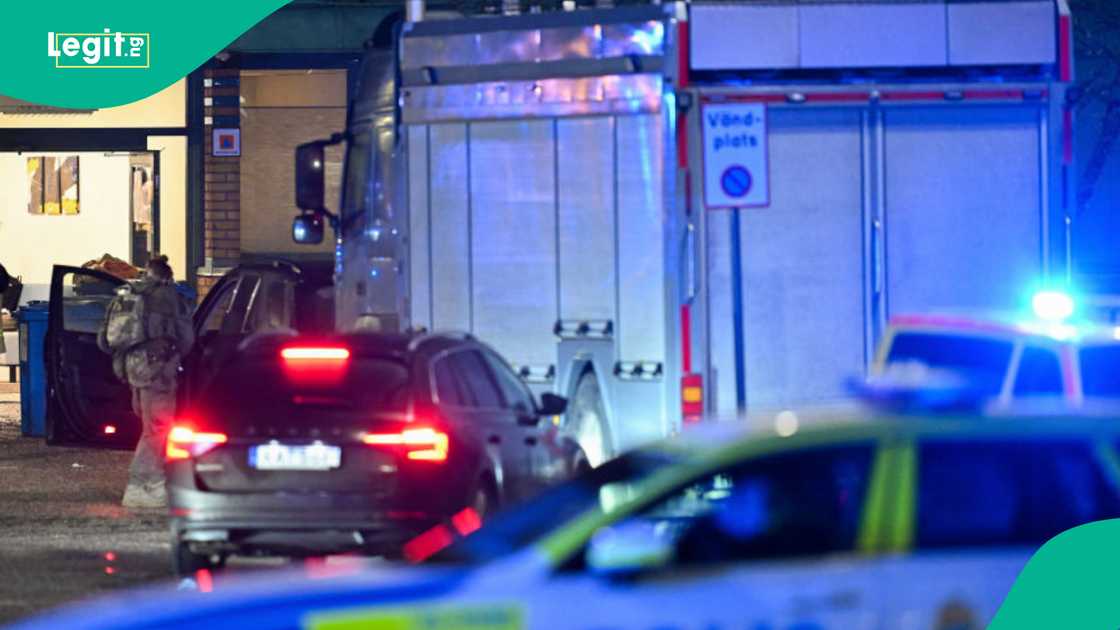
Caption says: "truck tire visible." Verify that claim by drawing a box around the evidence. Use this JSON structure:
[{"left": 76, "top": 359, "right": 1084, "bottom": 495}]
[{"left": 568, "top": 372, "right": 613, "bottom": 467}]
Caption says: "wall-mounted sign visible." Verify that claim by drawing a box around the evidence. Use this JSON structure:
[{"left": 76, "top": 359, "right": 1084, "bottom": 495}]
[
  {"left": 212, "top": 128, "right": 241, "bottom": 157},
  {"left": 702, "top": 102, "right": 770, "bottom": 209}
]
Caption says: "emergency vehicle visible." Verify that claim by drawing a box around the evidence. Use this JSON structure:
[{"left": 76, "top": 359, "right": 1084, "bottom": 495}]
[
  {"left": 12, "top": 412, "right": 1120, "bottom": 630},
  {"left": 292, "top": 1, "right": 1077, "bottom": 464},
  {"left": 872, "top": 291, "right": 1120, "bottom": 406}
]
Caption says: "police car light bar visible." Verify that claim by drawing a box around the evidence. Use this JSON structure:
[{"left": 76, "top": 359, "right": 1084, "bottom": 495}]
[{"left": 1032, "top": 291, "right": 1075, "bottom": 322}]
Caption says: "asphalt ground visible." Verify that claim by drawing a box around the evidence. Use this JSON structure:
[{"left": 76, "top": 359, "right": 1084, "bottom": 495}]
[
  {"left": 0, "top": 386, "right": 170, "bottom": 624},
  {"left": 0, "top": 386, "right": 395, "bottom": 626}
]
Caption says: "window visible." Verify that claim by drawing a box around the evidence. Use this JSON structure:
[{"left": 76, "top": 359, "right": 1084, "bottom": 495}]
[
  {"left": 482, "top": 351, "right": 535, "bottom": 412},
  {"left": 433, "top": 356, "right": 464, "bottom": 407},
  {"left": 916, "top": 440, "right": 1120, "bottom": 549},
  {"left": 199, "top": 281, "right": 237, "bottom": 335},
  {"left": 60, "top": 272, "right": 118, "bottom": 334},
  {"left": 436, "top": 450, "right": 679, "bottom": 564},
  {"left": 588, "top": 445, "right": 873, "bottom": 568},
  {"left": 449, "top": 350, "right": 503, "bottom": 409},
  {"left": 886, "top": 332, "right": 1013, "bottom": 395},
  {"left": 1080, "top": 346, "right": 1120, "bottom": 397},
  {"left": 245, "top": 277, "right": 294, "bottom": 334},
  {"left": 1013, "top": 346, "right": 1063, "bottom": 396},
  {"left": 207, "top": 356, "right": 411, "bottom": 422}
]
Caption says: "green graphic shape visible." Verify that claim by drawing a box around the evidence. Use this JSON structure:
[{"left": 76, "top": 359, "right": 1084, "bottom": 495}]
[
  {"left": 2, "top": 1, "right": 289, "bottom": 108},
  {"left": 990, "top": 519, "right": 1120, "bottom": 628}
]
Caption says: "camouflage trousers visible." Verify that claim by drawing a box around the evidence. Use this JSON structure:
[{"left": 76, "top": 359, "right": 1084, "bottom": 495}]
[{"left": 128, "top": 386, "right": 177, "bottom": 486}]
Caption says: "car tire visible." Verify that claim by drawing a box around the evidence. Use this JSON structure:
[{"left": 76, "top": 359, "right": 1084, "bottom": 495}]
[
  {"left": 172, "top": 541, "right": 221, "bottom": 577},
  {"left": 471, "top": 479, "right": 497, "bottom": 523},
  {"left": 568, "top": 372, "right": 613, "bottom": 467}
]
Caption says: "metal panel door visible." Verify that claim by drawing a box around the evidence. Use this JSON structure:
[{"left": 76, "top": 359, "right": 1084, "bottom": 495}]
[
  {"left": 711, "top": 108, "right": 866, "bottom": 412},
  {"left": 428, "top": 123, "right": 472, "bottom": 331},
  {"left": 884, "top": 106, "right": 1042, "bottom": 315},
  {"left": 469, "top": 120, "right": 558, "bottom": 369}
]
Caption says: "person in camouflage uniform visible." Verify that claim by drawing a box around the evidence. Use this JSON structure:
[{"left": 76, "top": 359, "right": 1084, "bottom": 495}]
[{"left": 98, "top": 256, "right": 194, "bottom": 509}]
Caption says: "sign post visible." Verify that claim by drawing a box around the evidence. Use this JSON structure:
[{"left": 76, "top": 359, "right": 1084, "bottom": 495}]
[{"left": 701, "top": 102, "right": 770, "bottom": 209}]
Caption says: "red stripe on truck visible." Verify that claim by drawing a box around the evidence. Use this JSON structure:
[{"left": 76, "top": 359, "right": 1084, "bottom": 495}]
[
  {"left": 680, "top": 304, "right": 692, "bottom": 373},
  {"left": 1059, "top": 12, "right": 1073, "bottom": 83}
]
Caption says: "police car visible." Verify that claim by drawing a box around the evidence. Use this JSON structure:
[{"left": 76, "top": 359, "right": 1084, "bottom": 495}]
[
  {"left": 11, "top": 410, "right": 1120, "bottom": 629},
  {"left": 871, "top": 291, "right": 1120, "bottom": 406}
]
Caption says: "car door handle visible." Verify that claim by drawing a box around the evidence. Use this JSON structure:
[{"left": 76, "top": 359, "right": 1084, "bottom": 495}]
[
  {"left": 488, "top": 435, "right": 502, "bottom": 445},
  {"left": 524, "top": 436, "right": 538, "bottom": 447}
]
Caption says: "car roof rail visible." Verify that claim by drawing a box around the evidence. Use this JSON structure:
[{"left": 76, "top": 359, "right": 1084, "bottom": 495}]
[{"left": 407, "top": 329, "right": 475, "bottom": 352}]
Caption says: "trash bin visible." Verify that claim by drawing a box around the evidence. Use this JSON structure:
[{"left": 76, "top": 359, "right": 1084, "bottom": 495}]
[{"left": 16, "top": 301, "right": 49, "bottom": 438}]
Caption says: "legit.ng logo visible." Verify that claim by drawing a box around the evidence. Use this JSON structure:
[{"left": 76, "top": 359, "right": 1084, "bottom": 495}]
[{"left": 47, "top": 29, "right": 150, "bottom": 69}]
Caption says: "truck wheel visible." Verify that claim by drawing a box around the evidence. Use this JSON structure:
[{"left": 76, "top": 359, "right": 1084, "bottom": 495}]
[
  {"left": 568, "top": 373, "right": 613, "bottom": 467},
  {"left": 172, "top": 541, "right": 220, "bottom": 577}
]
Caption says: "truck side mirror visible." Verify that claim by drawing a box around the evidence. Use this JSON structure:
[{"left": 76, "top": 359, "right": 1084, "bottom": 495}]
[
  {"left": 292, "top": 213, "right": 325, "bottom": 245},
  {"left": 295, "top": 141, "right": 326, "bottom": 212}
]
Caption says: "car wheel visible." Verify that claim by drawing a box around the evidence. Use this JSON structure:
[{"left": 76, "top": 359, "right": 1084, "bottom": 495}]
[
  {"left": 172, "top": 541, "right": 221, "bottom": 577},
  {"left": 568, "top": 372, "right": 613, "bottom": 467},
  {"left": 470, "top": 481, "right": 496, "bottom": 523}
]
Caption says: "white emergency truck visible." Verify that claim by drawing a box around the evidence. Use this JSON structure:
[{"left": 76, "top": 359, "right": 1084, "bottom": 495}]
[{"left": 292, "top": 1, "right": 1076, "bottom": 465}]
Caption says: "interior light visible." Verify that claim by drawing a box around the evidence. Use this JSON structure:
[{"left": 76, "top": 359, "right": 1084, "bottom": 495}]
[{"left": 1032, "top": 291, "right": 1075, "bottom": 322}]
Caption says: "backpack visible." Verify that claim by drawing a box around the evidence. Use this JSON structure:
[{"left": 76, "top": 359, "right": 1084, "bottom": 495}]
[{"left": 98, "top": 285, "right": 148, "bottom": 382}]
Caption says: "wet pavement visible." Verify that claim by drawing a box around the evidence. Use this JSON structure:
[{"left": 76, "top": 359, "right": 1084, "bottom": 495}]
[{"left": 0, "top": 387, "right": 170, "bottom": 624}]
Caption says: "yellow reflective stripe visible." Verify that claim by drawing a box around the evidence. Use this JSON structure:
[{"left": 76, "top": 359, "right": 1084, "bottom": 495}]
[
  {"left": 304, "top": 604, "right": 523, "bottom": 630},
  {"left": 885, "top": 442, "right": 915, "bottom": 553},
  {"left": 858, "top": 442, "right": 894, "bottom": 554}
]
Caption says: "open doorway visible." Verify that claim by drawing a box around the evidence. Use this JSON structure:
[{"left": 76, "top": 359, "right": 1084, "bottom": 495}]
[{"left": 129, "top": 152, "right": 157, "bottom": 267}]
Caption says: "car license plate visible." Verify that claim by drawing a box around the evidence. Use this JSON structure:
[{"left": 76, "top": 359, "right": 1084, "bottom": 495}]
[{"left": 249, "top": 443, "right": 342, "bottom": 471}]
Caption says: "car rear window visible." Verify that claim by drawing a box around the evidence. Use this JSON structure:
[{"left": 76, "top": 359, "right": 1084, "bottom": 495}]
[
  {"left": 201, "top": 356, "right": 411, "bottom": 418},
  {"left": 916, "top": 439, "right": 1120, "bottom": 550},
  {"left": 886, "top": 332, "right": 1013, "bottom": 395},
  {"left": 1080, "top": 345, "right": 1120, "bottom": 397}
]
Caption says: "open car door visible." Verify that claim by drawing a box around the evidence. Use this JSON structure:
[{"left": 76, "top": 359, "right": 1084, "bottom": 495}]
[{"left": 46, "top": 265, "right": 138, "bottom": 447}]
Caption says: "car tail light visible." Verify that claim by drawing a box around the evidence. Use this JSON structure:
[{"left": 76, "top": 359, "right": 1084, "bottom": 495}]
[
  {"left": 166, "top": 425, "right": 228, "bottom": 461},
  {"left": 362, "top": 427, "right": 449, "bottom": 462},
  {"left": 103, "top": 425, "right": 117, "bottom": 435},
  {"left": 681, "top": 373, "right": 703, "bottom": 424},
  {"left": 280, "top": 346, "right": 351, "bottom": 363}
]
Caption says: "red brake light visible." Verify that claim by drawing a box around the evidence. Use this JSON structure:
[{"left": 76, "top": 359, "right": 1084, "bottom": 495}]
[
  {"left": 280, "top": 346, "right": 351, "bottom": 363},
  {"left": 103, "top": 425, "right": 117, "bottom": 435},
  {"left": 362, "top": 427, "right": 449, "bottom": 462},
  {"left": 166, "top": 425, "right": 228, "bottom": 460}
]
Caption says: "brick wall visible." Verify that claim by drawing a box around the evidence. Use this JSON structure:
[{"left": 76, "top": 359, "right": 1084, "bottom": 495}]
[
  {"left": 241, "top": 107, "right": 344, "bottom": 255},
  {"left": 198, "top": 66, "right": 241, "bottom": 301}
]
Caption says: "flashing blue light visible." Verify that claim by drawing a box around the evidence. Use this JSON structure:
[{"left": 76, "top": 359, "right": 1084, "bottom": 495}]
[
  {"left": 1032, "top": 290, "right": 1075, "bottom": 322},
  {"left": 293, "top": 222, "right": 307, "bottom": 241}
]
